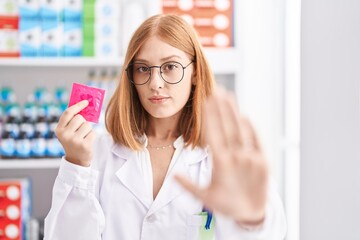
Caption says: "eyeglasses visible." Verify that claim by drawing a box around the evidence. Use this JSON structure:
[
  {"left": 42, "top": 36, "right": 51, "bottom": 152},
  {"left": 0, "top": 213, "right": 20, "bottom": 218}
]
[{"left": 126, "top": 61, "right": 193, "bottom": 85}]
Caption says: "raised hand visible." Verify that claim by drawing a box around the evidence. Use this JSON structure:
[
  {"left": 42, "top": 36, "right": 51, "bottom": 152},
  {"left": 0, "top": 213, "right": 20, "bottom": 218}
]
[
  {"left": 55, "top": 100, "right": 96, "bottom": 167},
  {"left": 175, "top": 89, "right": 268, "bottom": 226}
]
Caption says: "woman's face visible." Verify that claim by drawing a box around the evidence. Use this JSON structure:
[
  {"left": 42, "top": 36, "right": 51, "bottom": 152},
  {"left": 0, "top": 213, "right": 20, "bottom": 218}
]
[{"left": 132, "top": 36, "right": 194, "bottom": 120}]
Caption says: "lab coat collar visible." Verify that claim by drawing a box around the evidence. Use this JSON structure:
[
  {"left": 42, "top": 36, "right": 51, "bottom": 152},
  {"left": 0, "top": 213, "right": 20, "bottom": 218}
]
[
  {"left": 114, "top": 152, "right": 153, "bottom": 208},
  {"left": 111, "top": 136, "right": 208, "bottom": 214},
  {"left": 148, "top": 145, "right": 208, "bottom": 215},
  {"left": 111, "top": 143, "right": 151, "bottom": 207},
  {"left": 111, "top": 142, "right": 136, "bottom": 159}
]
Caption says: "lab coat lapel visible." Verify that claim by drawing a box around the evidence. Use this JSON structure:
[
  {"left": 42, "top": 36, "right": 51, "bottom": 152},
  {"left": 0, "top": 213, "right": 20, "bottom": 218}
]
[
  {"left": 148, "top": 147, "right": 208, "bottom": 216},
  {"left": 113, "top": 144, "right": 152, "bottom": 209}
]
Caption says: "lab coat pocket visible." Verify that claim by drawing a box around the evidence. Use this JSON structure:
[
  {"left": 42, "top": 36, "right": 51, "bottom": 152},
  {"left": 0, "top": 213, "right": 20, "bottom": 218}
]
[{"left": 186, "top": 213, "right": 215, "bottom": 240}]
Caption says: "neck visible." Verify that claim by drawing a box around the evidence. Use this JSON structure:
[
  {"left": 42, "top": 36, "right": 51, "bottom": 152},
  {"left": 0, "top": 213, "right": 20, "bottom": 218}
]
[{"left": 146, "top": 116, "right": 180, "bottom": 143}]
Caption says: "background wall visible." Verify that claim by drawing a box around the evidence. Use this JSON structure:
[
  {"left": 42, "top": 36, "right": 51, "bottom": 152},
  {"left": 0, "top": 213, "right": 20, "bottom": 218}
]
[{"left": 301, "top": 0, "right": 360, "bottom": 239}]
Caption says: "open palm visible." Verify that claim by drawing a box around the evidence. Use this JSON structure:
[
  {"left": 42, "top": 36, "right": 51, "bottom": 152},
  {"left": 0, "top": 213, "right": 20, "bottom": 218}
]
[{"left": 176, "top": 89, "right": 268, "bottom": 225}]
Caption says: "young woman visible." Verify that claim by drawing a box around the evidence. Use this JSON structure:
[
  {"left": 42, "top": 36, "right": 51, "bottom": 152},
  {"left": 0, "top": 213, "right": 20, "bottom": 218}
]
[{"left": 44, "top": 14, "right": 286, "bottom": 240}]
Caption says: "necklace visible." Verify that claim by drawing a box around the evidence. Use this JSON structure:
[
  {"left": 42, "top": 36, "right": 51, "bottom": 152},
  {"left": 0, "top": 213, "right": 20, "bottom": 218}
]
[{"left": 147, "top": 143, "right": 173, "bottom": 150}]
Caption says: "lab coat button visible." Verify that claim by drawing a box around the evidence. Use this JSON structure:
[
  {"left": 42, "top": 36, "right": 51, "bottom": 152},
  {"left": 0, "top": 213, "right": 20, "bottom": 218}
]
[{"left": 146, "top": 215, "right": 157, "bottom": 223}]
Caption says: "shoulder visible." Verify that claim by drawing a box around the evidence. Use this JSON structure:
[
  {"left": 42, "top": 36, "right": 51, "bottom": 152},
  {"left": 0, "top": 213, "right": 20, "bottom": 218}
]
[{"left": 92, "top": 131, "right": 135, "bottom": 165}]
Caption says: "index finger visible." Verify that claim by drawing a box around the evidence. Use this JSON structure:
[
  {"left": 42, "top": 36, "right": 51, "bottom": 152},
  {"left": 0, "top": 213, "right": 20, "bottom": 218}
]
[{"left": 57, "top": 100, "right": 89, "bottom": 128}]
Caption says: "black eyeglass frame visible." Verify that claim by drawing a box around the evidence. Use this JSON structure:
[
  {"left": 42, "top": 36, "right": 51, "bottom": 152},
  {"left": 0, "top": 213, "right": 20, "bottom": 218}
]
[{"left": 126, "top": 61, "right": 194, "bottom": 85}]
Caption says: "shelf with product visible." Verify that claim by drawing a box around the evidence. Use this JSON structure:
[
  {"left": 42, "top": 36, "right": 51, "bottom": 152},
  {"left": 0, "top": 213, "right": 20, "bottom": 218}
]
[
  {"left": 0, "top": 48, "right": 238, "bottom": 72},
  {"left": 0, "top": 0, "right": 122, "bottom": 63},
  {"left": 0, "top": 86, "right": 67, "bottom": 168},
  {"left": 0, "top": 0, "right": 238, "bottom": 70},
  {"left": 0, "top": 159, "right": 60, "bottom": 169},
  {"left": 0, "top": 68, "right": 117, "bottom": 169},
  {"left": 0, "top": 57, "right": 124, "bottom": 67}
]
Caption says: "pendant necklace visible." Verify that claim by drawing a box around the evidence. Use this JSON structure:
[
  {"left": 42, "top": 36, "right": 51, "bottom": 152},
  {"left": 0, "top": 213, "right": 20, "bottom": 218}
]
[{"left": 147, "top": 143, "right": 173, "bottom": 150}]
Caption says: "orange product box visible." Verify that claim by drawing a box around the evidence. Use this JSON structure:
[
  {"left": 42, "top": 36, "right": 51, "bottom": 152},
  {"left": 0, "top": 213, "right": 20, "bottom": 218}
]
[{"left": 162, "top": 0, "right": 234, "bottom": 48}]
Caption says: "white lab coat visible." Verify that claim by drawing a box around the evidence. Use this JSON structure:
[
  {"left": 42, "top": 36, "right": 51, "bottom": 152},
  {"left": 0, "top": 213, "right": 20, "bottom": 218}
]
[{"left": 44, "top": 134, "right": 286, "bottom": 240}]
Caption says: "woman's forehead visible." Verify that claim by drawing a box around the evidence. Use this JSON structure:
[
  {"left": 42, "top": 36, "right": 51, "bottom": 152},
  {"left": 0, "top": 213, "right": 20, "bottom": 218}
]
[{"left": 135, "top": 36, "right": 187, "bottom": 62}]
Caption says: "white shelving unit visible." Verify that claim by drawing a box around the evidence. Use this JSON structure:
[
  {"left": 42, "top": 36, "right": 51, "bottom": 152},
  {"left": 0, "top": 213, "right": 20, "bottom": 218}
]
[
  {"left": 0, "top": 159, "right": 60, "bottom": 169},
  {"left": 0, "top": 49, "right": 238, "bottom": 72},
  {"left": 0, "top": 57, "right": 124, "bottom": 67}
]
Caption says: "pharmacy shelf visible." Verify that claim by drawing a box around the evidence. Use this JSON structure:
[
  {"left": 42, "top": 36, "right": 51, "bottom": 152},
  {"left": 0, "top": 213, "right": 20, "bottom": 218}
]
[
  {"left": 0, "top": 159, "right": 60, "bottom": 169},
  {"left": 0, "top": 49, "right": 239, "bottom": 72},
  {"left": 0, "top": 57, "right": 124, "bottom": 67}
]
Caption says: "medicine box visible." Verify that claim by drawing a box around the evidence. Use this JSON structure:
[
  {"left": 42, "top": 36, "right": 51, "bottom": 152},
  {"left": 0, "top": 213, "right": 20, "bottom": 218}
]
[
  {"left": 63, "top": 0, "right": 83, "bottom": 22},
  {"left": 0, "top": 29, "right": 19, "bottom": 57},
  {"left": 0, "top": 0, "right": 18, "bottom": 16},
  {"left": 18, "top": 0, "right": 40, "bottom": 19},
  {"left": 19, "top": 19, "right": 41, "bottom": 57},
  {"left": 41, "top": 19, "right": 62, "bottom": 56},
  {"left": 63, "top": 20, "right": 82, "bottom": 56},
  {"left": 39, "top": 0, "right": 63, "bottom": 21}
]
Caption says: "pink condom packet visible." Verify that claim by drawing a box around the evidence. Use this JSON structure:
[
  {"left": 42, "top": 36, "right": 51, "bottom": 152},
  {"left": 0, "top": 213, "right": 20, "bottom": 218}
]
[{"left": 68, "top": 83, "right": 105, "bottom": 123}]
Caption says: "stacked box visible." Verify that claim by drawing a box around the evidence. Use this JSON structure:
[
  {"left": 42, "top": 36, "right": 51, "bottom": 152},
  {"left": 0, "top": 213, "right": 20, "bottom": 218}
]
[
  {"left": 63, "top": 0, "right": 83, "bottom": 56},
  {"left": 18, "top": 0, "right": 41, "bottom": 57},
  {"left": 0, "top": 179, "right": 32, "bottom": 240},
  {"left": 0, "top": 0, "right": 19, "bottom": 57},
  {"left": 1, "top": 0, "right": 123, "bottom": 58},
  {"left": 0, "top": 0, "right": 18, "bottom": 16},
  {"left": 94, "top": 0, "right": 120, "bottom": 57},
  {"left": 40, "top": 0, "right": 63, "bottom": 56},
  {"left": 63, "top": 20, "right": 82, "bottom": 56},
  {"left": 162, "top": 0, "right": 234, "bottom": 48},
  {"left": 19, "top": 18, "right": 41, "bottom": 57},
  {"left": 82, "top": 0, "right": 95, "bottom": 56},
  {"left": 41, "top": 19, "right": 62, "bottom": 56}
]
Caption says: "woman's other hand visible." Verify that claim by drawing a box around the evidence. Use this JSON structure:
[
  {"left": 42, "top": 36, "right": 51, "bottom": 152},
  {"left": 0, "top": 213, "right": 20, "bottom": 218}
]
[
  {"left": 175, "top": 89, "right": 268, "bottom": 227},
  {"left": 55, "top": 100, "right": 96, "bottom": 167}
]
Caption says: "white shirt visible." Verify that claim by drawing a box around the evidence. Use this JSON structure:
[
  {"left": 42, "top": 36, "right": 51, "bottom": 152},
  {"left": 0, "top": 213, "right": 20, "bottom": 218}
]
[{"left": 44, "top": 133, "right": 287, "bottom": 240}]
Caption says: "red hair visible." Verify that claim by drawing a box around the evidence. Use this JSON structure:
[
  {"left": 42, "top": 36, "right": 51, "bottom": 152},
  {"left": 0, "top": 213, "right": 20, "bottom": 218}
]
[{"left": 106, "top": 14, "right": 215, "bottom": 150}]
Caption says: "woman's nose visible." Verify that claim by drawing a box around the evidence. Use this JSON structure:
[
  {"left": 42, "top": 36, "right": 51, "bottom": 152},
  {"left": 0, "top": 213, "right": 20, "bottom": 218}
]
[{"left": 148, "top": 67, "right": 164, "bottom": 89}]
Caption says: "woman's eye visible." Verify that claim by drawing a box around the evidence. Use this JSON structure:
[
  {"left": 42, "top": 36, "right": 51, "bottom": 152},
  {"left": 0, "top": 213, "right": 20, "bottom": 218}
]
[
  {"left": 163, "top": 63, "right": 178, "bottom": 71},
  {"left": 137, "top": 66, "right": 149, "bottom": 73}
]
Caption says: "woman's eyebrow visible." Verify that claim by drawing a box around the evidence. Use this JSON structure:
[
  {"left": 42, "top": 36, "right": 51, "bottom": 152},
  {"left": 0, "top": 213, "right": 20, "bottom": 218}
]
[
  {"left": 160, "top": 55, "right": 182, "bottom": 61},
  {"left": 132, "top": 58, "right": 149, "bottom": 63},
  {"left": 133, "top": 55, "right": 182, "bottom": 63}
]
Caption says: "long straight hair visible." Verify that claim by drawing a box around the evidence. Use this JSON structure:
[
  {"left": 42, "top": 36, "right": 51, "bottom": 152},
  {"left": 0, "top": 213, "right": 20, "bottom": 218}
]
[{"left": 105, "top": 14, "right": 215, "bottom": 150}]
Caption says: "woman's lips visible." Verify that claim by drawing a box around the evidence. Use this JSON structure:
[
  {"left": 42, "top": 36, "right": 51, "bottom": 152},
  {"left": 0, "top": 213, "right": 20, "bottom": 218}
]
[{"left": 149, "top": 96, "right": 170, "bottom": 104}]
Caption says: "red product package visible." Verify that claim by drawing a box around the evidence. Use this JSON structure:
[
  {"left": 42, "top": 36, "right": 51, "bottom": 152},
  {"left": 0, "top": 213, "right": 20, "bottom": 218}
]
[
  {"left": 68, "top": 83, "right": 105, "bottom": 123},
  {"left": 0, "top": 181, "right": 22, "bottom": 240}
]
